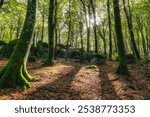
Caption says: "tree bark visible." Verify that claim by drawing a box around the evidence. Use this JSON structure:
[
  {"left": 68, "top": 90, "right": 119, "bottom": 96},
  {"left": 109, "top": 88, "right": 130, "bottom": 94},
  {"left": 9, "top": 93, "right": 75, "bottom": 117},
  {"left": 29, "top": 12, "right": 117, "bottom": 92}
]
[
  {"left": 136, "top": 16, "right": 147, "bottom": 57},
  {"left": 107, "top": 0, "right": 112, "bottom": 60},
  {"left": 54, "top": 0, "right": 58, "bottom": 54},
  {"left": 41, "top": 5, "right": 45, "bottom": 42},
  {"left": 67, "top": 0, "right": 72, "bottom": 47},
  {"left": 90, "top": 0, "right": 98, "bottom": 53},
  {"left": 0, "top": 0, "right": 37, "bottom": 89},
  {"left": 44, "top": 0, "right": 55, "bottom": 66},
  {"left": 79, "top": 20, "right": 84, "bottom": 54},
  {"left": 113, "top": 0, "right": 129, "bottom": 75},
  {"left": 80, "top": 0, "right": 91, "bottom": 52}
]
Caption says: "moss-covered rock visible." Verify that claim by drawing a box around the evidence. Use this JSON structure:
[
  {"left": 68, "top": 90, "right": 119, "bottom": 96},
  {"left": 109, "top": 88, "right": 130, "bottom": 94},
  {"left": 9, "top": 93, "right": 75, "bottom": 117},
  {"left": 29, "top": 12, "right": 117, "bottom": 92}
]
[
  {"left": 56, "top": 44, "right": 84, "bottom": 59},
  {"left": 31, "top": 41, "right": 48, "bottom": 58},
  {"left": 28, "top": 56, "right": 37, "bottom": 62},
  {"left": 0, "top": 40, "right": 18, "bottom": 58},
  {"left": 81, "top": 52, "right": 106, "bottom": 65}
]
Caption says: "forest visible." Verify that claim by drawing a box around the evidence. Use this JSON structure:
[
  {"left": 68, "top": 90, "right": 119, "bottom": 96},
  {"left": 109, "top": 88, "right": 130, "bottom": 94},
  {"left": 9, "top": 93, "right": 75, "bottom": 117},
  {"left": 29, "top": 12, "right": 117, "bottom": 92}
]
[{"left": 0, "top": 0, "right": 150, "bottom": 100}]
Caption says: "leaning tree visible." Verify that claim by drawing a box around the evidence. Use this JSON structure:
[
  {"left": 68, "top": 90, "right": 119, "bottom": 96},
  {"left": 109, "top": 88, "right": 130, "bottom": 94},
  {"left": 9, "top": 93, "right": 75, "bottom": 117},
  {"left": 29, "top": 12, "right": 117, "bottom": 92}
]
[{"left": 0, "top": 0, "right": 37, "bottom": 89}]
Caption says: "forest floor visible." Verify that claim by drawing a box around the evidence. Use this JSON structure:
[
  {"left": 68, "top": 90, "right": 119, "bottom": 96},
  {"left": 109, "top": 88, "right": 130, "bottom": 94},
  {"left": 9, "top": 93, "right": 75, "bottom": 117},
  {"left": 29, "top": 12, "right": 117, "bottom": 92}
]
[{"left": 0, "top": 58, "right": 150, "bottom": 100}]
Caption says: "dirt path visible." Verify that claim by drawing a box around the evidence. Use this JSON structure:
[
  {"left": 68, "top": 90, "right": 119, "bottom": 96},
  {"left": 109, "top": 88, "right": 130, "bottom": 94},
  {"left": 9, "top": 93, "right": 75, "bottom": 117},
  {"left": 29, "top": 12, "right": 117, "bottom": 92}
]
[{"left": 0, "top": 59, "right": 150, "bottom": 100}]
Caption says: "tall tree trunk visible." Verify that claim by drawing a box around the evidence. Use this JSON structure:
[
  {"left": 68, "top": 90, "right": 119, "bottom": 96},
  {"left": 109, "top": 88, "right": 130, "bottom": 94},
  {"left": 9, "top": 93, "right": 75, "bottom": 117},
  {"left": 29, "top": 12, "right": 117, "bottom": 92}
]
[
  {"left": 113, "top": 31, "right": 118, "bottom": 53},
  {"left": 58, "top": 30, "right": 61, "bottom": 44},
  {"left": 136, "top": 30, "right": 140, "bottom": 52},
  {"left": 107, "top": 0, "right": 112, "bottom": 60},
  {"left": 102, "top": 22, "right": 107, "bottom": 57},
  {"left": 87, "top": 2, "right": 91, "bottom": 52},
  {"left": 44, "top": 0, "right": 55, "bottom": 66},
  {"left": 79, "top": 19, "right": 84, "bottom": 54},
  {"left": 54, "top": 0, "right": 58, "bottom": 54},
  {"left": 90, "top": 0, "right": 98, "bottom": 54},
  {"left": 136, "top": 16, "right": 147, "bottom": 57},
  {"left": 80, "top": 0, "right": 90, "bottom": 52},
  {"left": 145, "top": 25, "right": 150, "bottom": 58},
  {"left": 122, "top": 0, "right": 141, "bottom": 59},
  {"left": 41, "top": 5, "right": 45, "bottom": 42},
  {"left": 113, "top": 0, "right": 129, "bottom": 75},
  {"left": 67, "top": 0, "right": 71, "bottom": 47},
  {"left": 0, "top": 0, "right": 37, "bottom": 89}
]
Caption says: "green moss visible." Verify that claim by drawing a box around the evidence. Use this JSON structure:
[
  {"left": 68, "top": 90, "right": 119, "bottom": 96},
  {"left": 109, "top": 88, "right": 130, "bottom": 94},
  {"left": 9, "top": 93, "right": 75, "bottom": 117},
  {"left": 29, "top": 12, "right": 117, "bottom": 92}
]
[
  {"left": 0, "top": 40, "right": 18, "bottom": 58},
  {"left": 0, "top": 64, "right": 34, "bottom": 89},
  {"left": 86, "top": 64, "right": 97, "bottom": 69}
]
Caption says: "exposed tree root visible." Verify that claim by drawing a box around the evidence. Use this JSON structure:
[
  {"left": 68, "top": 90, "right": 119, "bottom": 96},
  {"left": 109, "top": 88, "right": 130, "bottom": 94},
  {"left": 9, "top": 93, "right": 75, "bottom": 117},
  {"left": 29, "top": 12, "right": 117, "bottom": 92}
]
[
  {"left": 116, "top": 63, "right": 130, "bottom": 76},
  {"left": 0, "top": 64, "right": 35, "bottom": 90}
]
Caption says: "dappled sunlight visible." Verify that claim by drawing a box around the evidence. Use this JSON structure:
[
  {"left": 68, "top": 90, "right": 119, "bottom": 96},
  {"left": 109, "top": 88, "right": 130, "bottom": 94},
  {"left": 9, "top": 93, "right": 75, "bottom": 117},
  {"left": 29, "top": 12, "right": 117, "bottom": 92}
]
[{"left": 0, "top": 59, "right": 150, "bottom": 100}]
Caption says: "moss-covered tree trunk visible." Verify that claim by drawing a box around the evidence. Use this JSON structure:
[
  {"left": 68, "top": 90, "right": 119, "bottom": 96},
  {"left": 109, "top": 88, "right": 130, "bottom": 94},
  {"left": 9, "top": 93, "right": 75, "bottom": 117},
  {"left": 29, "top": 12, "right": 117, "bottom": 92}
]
[
  {"left": 113, "top": 0, "right": 129, "bottom": 75},
  {"left": 44, "top": 0, "right": 55, "bottom": 66},
  {"left": 0, "top": 0, "right": 37, "bottom": 89}
]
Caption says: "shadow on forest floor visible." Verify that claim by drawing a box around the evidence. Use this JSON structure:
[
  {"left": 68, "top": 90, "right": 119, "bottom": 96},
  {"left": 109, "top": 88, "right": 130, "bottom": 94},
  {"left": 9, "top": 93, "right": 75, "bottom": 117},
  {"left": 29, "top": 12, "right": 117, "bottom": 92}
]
[
  {"left": 18, "top": 63, "right": 82, "bottom": 100},
  {"left": 0, "top": 59, "right": 150, "bottom": 100},
  {"left": 98, "top": 66, "right": 121, "bottom": 100}
]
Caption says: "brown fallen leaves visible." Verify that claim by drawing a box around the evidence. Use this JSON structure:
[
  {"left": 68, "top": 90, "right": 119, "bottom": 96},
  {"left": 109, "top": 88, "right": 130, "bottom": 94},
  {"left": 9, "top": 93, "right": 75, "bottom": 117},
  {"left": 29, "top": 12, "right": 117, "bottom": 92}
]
[{"left": 0, "top": 59, "right": 150, "bottom": 100}]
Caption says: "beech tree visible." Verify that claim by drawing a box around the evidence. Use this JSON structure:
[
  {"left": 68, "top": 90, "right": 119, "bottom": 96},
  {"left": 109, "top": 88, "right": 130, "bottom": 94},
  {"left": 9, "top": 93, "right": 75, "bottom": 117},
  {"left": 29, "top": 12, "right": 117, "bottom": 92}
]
[
  {"left": 44, "top": 0, "right": 55, "bottom": 66},
  {"left": 113, "top": 0, "right": 129, "bottom": 75},
  {"left": 0, "top": 0, "right": 37, "bottom": 89},
  {"left": 107, "top": 0, "right": 112, "bottom": 60}
]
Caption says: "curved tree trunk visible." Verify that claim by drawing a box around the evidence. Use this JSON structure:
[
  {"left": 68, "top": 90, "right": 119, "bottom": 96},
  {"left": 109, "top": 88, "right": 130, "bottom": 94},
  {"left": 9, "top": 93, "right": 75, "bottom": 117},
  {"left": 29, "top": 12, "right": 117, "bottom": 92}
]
[
  {"left": 0, "top": 0, "right": 37, "bottom": 89},
  {"left": 113, "top": 0, "right": 129, "bottom": 75}
]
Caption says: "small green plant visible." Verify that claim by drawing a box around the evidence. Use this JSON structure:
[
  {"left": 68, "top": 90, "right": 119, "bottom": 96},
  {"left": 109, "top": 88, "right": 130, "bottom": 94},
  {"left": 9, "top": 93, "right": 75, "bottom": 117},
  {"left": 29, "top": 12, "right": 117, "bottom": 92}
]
[{"left": 86, "top": 64, "right": 97, "bottom": 69}]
